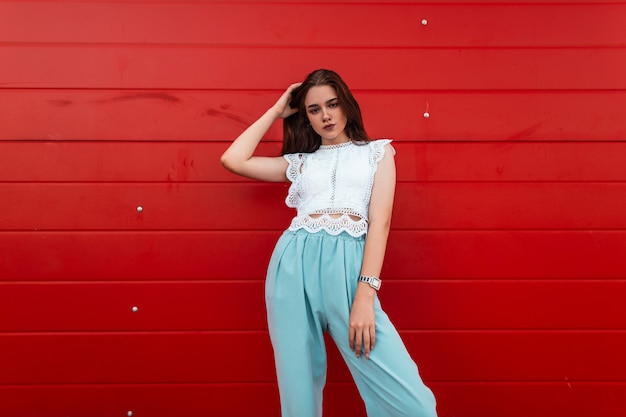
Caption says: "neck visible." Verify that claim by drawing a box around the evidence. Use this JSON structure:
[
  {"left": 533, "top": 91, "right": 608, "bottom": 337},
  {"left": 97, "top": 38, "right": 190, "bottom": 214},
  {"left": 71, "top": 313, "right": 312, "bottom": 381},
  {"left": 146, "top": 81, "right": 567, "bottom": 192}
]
[{"left": 321, "top": 135, "right": 350, "bottom": 147}]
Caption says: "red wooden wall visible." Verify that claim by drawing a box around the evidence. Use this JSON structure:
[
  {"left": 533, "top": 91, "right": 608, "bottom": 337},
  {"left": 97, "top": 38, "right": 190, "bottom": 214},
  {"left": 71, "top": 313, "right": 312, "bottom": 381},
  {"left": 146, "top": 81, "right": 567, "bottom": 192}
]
[{"left": 1, "top": 1, "right": 626, "bottom": 416}]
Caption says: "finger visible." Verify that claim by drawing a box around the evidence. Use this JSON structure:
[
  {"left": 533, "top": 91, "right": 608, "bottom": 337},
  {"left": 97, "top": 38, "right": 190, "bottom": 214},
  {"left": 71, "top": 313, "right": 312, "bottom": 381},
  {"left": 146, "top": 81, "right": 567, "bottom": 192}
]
[
  {"left": 354, "top": 331, "right": 363, "bottom": 358},
  {"left": 285, "top": 82, "right": 302, "bottom": 97},
  {"left": 363, "top": 330, "right": 371, "bottom": 359},
  {"left": 349, "top": 327, "right": 355, "bottom": 351},
  {"left": 370, "top": 326, "right": 376, "bottom": 351},
  {"left": 282, "top": 83, "right": 302, "bottom": 117}
]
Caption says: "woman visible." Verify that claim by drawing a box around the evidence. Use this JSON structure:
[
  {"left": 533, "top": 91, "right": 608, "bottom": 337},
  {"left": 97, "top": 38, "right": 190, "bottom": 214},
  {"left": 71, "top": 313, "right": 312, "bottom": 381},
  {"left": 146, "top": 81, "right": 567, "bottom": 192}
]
[{"left": 221, "top": 69, "right": 437, "bottom": 417}]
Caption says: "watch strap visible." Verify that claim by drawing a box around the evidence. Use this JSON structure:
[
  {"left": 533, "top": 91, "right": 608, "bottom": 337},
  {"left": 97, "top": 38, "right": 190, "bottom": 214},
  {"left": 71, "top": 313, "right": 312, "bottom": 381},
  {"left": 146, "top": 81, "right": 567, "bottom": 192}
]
[{"left": 358, "top": 275, "right": 382, "bottom": 290}]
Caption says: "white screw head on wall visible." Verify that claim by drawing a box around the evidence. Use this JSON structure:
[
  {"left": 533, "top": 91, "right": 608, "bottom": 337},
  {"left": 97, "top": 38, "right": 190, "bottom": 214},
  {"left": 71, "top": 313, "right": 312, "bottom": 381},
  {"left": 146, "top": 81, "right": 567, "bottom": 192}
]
[
  {"left": 131, "top": 306, "right": 139, "bottom": 313},
  {"left": 423, "top": 112, "right": 430, "bottom": 119},
  {"left": 421, "top": 19, "right": 428, "bottom": 26},
  {"left": 127, "top": 411, "right": 134, "bottom": 417},
  {"left": 136, "top": 206, "right": 143, "bottom": 213}
]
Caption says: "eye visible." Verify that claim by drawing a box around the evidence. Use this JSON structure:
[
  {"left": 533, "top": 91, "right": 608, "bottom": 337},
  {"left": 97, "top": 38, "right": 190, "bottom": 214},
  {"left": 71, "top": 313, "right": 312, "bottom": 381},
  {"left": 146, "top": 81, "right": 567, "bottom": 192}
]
[
  {"left": 328, "top": 102, "right": 339, "bottom": 108},
  {"left": 309, "top": 108, "right": 320, "bottom": 114}
]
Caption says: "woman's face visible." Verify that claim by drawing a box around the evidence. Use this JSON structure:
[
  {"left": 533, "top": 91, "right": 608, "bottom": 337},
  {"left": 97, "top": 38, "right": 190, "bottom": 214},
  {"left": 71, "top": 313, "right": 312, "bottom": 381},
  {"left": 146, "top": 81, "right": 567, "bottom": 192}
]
[{"left": 304, "top": 85, "right": 349, "bottom": 145}]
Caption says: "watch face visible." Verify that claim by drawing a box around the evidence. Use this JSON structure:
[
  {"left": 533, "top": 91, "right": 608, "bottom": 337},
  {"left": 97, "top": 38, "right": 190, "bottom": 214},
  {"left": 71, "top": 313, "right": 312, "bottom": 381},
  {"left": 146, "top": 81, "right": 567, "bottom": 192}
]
[{"left": 371, "top": 277, "right": 381, "bottom": 290}]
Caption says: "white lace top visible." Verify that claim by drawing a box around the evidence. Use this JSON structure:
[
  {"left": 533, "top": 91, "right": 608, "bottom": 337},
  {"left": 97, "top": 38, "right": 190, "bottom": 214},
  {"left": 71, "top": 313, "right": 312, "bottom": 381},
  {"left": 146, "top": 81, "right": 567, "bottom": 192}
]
[{"left": 283, "top": 139, "right": 394, "bottom": 237}]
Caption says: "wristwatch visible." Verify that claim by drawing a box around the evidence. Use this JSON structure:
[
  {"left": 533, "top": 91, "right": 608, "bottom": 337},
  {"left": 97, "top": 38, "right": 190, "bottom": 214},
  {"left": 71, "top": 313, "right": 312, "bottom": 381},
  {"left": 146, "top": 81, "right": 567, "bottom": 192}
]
[{"left": 358, "top": 275, "right": 382, "bottom": 290}]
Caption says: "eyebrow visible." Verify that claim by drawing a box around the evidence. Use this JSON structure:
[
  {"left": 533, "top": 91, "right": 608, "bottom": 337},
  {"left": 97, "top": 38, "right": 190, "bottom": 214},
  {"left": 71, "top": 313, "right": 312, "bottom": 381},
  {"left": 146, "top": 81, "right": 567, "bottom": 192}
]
[{"left": 307, "top": 97, "right": 338, "bottom": 109}]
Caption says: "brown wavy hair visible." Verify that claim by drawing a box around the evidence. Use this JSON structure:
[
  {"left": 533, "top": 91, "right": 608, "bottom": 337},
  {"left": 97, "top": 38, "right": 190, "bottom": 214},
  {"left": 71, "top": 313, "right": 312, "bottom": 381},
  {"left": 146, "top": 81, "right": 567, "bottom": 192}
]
[{"left": 281, "top": 69, "right": 370, "bottom": 154}]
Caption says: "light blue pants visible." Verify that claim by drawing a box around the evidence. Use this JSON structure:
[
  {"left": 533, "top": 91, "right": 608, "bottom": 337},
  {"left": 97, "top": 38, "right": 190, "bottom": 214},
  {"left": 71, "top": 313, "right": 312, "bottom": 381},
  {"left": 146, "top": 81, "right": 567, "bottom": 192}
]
[{"left": 266, "top": 229, "right": 438, "bottom": 417}]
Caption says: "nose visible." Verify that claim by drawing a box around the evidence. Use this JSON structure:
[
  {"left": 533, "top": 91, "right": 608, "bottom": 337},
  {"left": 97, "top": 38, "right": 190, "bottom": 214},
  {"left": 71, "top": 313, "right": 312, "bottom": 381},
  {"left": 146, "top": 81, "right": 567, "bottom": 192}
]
[{"left": 322, "top": 108, "right": 331, "bottom": 121}]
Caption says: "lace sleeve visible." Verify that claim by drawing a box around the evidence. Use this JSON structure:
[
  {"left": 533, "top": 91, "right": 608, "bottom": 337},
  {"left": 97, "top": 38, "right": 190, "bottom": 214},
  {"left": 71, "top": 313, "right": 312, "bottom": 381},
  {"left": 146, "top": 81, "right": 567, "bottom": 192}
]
[
  {"left": 370, "top": 139, "right": 395, "bottom": 172},
  {"left": 363, "top": 139, "right": 394, "bottom": 207},
  {"left": 283, "top": 153, "right": 304, "bottom": 208},
  {"left": 283, "top": 153, "right": 304, "bottom": 183}
]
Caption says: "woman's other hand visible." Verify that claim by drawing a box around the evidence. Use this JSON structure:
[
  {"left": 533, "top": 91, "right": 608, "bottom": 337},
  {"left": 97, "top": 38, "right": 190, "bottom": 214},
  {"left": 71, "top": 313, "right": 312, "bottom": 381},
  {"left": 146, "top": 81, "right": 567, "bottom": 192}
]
[{"left": 349, "top": 285, "right": 376, "bottom": 359}]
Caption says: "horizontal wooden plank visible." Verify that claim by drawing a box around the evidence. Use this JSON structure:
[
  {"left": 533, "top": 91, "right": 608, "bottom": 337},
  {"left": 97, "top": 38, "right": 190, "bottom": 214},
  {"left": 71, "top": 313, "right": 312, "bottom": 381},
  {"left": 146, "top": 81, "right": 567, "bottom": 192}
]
[
  {"left": 0, "top": 382, "right": 624, "bottom": 417},
  {"left": 0, "top": 331, "right": 624, "bottom": 384},
  {"left": 0, "top": 183, "right": 293, "bottom": 230},
  {"left": 0, "top": 281, "right": 267, "bottom": 332},
  {"left": 1, "top": 3, "right": 624, "bottom": 47},
  {"left": 7, "top": 0, "right": 624, "bottom": 3},
  {"left": 2, "top": 47, "right": 625, "bottom": 90},
  {"left": 3, "top": 141, "right": 626, "bottom": 182},
  {"left": 3, "top": 182, "right": 626, "bottom": 230},
  {"left": 0, "top": 141, "right": 283, "bottom": 182},
  {"left": 395, "top": 182, "right": 626, "bottom": 230},
  {"left": 388, "top": 231, "right": 626, "bottom": 280},
  {"left": 0, "top": 332, "right": 280, "bottom": 384},
  {"left": 1, "top": 231, "right": 625, "bottom": 280},
  {"left": 387, "top": 280, "right": 626, "bottom": 331},
  {"left": 433, "top": 382, "right": 626, "bottom": 417},
  {"left": 1, "top": 90, "right": 625, "bottom": 141},
  {"left": 1, "top": 280, "right": 624, "bottom": 332},
  {"left": 411, "top": 331, "right": 626, "bottom": 382},
  {"left": 400, "top": 141, "right": 626, "bottom": 181},
  {"left": 0, "top": 383, "right": 285, "bottom": 417},
  {"left": 0, "top": 183, "right": 294, "bottom": 231}
]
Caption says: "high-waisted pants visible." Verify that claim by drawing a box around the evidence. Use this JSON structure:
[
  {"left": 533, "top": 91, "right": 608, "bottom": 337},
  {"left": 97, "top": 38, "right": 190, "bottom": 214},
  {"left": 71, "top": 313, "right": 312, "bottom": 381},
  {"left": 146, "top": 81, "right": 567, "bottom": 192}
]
[{"left": 265, "top": 229, "right": 438, "bottom": 417}]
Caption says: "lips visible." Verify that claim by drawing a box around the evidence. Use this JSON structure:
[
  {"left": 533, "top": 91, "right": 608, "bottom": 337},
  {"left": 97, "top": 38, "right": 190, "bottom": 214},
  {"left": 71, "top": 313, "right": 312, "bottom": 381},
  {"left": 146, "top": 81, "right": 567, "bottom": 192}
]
[{"left": 323, "top": 124, "right": 335, "bottom": 130}]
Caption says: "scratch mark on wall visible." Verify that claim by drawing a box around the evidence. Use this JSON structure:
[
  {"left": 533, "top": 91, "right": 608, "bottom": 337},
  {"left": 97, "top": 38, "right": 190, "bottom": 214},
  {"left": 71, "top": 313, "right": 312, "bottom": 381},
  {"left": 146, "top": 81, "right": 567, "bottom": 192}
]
[
  {"left": 204, "top": 108, "right": 248, "bottom": 126},
  {"left": 93, "top": 93, "right": 181, "bottom": 104},
  {"left": 507, "top": 122, "right": 542, "bottom": 141},
  {"left": 46, "top": 100, "right": 73, "bottom": 107}
]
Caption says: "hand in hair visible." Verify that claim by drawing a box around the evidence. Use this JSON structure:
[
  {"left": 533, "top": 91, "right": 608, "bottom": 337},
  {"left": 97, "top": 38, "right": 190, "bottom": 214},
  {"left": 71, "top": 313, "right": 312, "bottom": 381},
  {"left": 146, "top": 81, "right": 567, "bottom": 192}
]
[{"left": 272, "top": 82, "right": 302, "bottom": 119}]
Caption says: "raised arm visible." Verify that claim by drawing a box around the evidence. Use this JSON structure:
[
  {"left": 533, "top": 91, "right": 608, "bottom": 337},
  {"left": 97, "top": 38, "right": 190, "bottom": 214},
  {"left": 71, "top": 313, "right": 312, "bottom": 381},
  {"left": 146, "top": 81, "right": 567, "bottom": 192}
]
[{"left": 220, "top": 82, "right": 302, "bottom": 182}]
